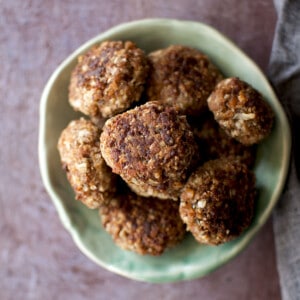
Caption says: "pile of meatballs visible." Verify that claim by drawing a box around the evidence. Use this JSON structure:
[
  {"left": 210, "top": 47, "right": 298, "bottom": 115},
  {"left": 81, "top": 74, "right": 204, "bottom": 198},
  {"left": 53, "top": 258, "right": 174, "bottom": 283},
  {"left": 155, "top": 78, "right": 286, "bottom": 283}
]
[{"left": 58, "top": 41, "right": 274, "bottom": 255}]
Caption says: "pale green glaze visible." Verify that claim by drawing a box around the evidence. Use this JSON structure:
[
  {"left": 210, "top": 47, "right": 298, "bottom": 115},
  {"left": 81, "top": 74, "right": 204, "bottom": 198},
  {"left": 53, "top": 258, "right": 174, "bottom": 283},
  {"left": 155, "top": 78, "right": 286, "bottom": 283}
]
[{"left": 39, "top": 19, "right": 291, "bottom": 283}]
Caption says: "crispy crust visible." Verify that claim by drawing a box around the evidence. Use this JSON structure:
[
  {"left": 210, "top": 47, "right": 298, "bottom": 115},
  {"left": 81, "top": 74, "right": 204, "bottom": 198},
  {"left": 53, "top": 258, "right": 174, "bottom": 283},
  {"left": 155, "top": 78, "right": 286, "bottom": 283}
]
[
  {"left": 207, "top": 77, "right": 274, "bottom": 145},
  {"left": 99, "top": 190, "right": 186, "bottom": 255},
  {"left": 100, "top": 101, "right": 198, "bottom": 200},
  {"left": 146, "top": 45, "right": 223, "bottom": 115},
  {"left": 57, "top": 118, "right": 117, "bottom": 209},
  {"left": 180, "top": 158, "right": 256, "bottom": 245},
  {"left": 69, "top": 41, "right": 149, "bottom": 118},
  {"left": 190, "top": 113, "right": 256, "bottom": 167}
]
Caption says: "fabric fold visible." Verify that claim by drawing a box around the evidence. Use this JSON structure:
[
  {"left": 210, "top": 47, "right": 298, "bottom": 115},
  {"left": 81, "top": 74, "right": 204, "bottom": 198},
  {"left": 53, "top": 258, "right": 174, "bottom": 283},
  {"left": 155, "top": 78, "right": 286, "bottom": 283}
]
[{"left": 268, "top": 1, "right": 300, "bottom": 299}]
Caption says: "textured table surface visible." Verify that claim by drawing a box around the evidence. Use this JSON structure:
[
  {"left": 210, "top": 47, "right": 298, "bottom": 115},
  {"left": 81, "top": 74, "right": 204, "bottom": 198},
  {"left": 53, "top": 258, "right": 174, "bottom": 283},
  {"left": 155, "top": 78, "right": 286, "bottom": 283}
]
[{"left": 0, "top": 1, "right": 281, "bottom": 299}]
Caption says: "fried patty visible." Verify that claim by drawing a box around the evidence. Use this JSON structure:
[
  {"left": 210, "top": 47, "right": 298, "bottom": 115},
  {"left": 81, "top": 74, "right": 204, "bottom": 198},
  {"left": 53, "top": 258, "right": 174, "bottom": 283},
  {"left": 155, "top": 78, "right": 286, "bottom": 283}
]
[
  {"left": 146, "top": 45, "right": 223, "bottom": 115},
  {"left": 207, "top": 77, "right": 274, "bottom": 145},
  {"left": 100, "top": 101, "right": 198, "bottom": 200},
  {"left": 180, "top": 158, "right": 256, "bottom": 245},
  {"left": 99, "top": 189, "right": 186, "bottom": 255},
  {"left": 69, "top": 40, "right": 149, "bottom": 118},
  {"left": 57, "top": 118, "right": 117, "bottom": 208}
]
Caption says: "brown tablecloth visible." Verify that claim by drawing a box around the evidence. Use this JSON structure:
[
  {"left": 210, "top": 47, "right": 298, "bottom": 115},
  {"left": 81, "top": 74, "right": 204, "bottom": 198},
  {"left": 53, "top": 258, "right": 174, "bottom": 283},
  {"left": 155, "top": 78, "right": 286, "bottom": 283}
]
[{"left": 0, "top": 1, "right": 280, "bottom": 299}]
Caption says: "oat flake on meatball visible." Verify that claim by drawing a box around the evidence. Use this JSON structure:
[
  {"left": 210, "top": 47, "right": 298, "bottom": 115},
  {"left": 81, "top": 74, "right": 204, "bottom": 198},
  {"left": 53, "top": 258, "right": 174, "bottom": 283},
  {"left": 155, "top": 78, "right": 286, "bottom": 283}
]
[
  {"left": 100, "top": 101, "right": 198, "bottom": 200},
  {"left": 57, "top": 118, "right": 117, "bottom": 209},
  {"left": 207, "top": 77, "right": 274, "bottom": 145},
  {"left": 99, "top": 190, "right": 186, "bottom": 255},
  {"left": 179, "top": 158, "right": 256, "bottom": 245},
  {"left": 69, "top": 40, "right": 149, "bottom": 118},
  {"left": 146, "top": 45, "right": 223, "bottom": 115}
]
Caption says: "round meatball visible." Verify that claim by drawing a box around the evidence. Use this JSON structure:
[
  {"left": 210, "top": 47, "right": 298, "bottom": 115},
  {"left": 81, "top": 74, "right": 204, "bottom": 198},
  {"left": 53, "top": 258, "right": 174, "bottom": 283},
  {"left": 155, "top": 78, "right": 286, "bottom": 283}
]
[
  {"left": 69, "top": 41, "right": 149, "bottom": 118},
  {"left": 146, "top": 45, "right": 223, "bottom": 115},
  {"left": 99, "top": 189, "right": 186, "bottom": 255},
  {"left": 57, "top": 118, "right": 117, "bottom": 209},
  {"left": 207, "top": 77, "right": 274, "bottom": 145},
  {"left": 100, "top": 101, "right": 198, "bottom": 200},
  {"left": 179, "top": 158, "right": 256, "bottom": 245},
  {"left": 190, "top": 113, "right": 256, "bottom": 168}
]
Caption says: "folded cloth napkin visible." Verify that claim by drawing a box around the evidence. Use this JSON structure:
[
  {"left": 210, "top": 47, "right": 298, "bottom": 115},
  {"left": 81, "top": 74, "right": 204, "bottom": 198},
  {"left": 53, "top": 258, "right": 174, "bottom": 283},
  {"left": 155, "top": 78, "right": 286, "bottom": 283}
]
[{"left": 268, "top": 0, "right": 300, "bottom": 299}]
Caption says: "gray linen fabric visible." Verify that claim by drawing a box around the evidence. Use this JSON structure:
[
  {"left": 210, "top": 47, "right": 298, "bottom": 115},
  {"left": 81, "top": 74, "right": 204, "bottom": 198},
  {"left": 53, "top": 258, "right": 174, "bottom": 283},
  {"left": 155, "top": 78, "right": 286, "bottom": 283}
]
[{"left": 268, "top": 1, "right": 300, "bottom": 299}]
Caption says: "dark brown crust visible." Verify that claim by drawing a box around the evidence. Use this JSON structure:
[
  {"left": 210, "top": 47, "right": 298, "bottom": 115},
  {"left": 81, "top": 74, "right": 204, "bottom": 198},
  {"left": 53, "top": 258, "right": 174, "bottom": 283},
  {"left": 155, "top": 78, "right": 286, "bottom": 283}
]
[
  {"left": 57, "top": 118, "right": 117, "bottom": 209},
  {"left": 100, "top": 101, "right": 198, "bottom": 200},
  {"left": 180, "top": 158, "right": 256, "bottom": 245},
  {"left": 207, "top": 77, "right": 274, "bottom": 145},
  {"left": 99, "top": 190, "right": 186, "bottom": 255},
  {"left": 190, "top": 113, "right": 256, "bottom": 167},
  {"left": 69, "top": 41, "right": 149, "bottom": 118},
  {"left": 146, "top": 45, "right": 223, "bottom": 115}
]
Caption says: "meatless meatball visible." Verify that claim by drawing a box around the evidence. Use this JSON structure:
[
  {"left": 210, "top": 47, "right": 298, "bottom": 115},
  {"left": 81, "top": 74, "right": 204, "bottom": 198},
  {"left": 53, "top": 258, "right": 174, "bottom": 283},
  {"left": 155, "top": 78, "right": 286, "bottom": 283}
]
[
  {"left": 207, "top": 77, "right": 274, "bottom": 145},
  {"left": 99, "top": 189, "right": 186, "bottom": 255},
  {"left": 69, "top": 41, "right": 149, "bottom": 118},
  {"left": 179, "top": 158, "right": 256, "bottom": 245},
  {"left": 146, "top": 45, "right": 223, "bottom": 115},
  {"left": 57, "top": 118, "right": 117, "bottom": 209},
  {"left": 100, "top": 101, "right": 198, "bottom": 200},
  {"left": 190, "top": 113, "right": 256, "bottom": 168}
]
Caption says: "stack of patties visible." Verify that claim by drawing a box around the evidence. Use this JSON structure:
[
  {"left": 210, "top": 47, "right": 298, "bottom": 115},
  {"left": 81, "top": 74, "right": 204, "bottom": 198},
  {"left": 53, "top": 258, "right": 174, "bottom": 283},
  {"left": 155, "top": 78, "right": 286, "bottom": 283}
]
[{"left": 58, "top": 41, "right": 274, "bottom": 255}]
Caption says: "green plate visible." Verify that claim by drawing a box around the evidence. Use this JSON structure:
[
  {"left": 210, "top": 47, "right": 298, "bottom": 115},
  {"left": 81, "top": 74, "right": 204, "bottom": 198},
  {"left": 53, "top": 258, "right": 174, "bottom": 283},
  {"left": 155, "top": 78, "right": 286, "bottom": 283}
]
[{"left": 39, "top": 19, "right": 291, "bottom": 283}]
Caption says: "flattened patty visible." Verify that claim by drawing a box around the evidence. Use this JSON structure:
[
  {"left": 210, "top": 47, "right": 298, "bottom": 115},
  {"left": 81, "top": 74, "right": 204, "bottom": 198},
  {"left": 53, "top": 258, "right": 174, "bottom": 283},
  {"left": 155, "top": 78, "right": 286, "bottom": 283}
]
[
  {"left": 99, "top": 190, "right": 186, "bottom": 255},
  {"left": 57, "top": 118, "right": 117, "bottom": 208},
  {"left": 100, "top": 101, "right": 198, "bottom": 200},
  {"left": 180, "top": 158, "right": 256, "bottom": 245},
  {"left": 207, "top": 77, "right": 274, "bottom": 145},
  {"left": 69, "top": 40, "right": 149, "bottom": 118},
  {"left": 147, "top": 45, "right": 223, "bottom": 115}
]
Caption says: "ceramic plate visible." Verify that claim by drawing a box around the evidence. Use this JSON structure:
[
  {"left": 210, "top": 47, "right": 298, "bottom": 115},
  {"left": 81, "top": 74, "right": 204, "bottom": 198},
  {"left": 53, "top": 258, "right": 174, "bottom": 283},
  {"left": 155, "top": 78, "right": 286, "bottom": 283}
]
[{"left": 39, "top": 19, "right": 291, "bottom": 283}]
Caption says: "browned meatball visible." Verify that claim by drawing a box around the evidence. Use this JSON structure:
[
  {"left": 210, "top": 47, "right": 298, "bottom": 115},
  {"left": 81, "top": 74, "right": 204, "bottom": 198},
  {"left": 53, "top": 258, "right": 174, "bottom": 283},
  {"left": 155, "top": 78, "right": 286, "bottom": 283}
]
[
  {"left": 69, "top": 41, "right": 149, "bottom": 118},
  {"left": 179, "top": 158, "right": 256, "bottom": 245},
  {"left": 146, "top": 45, "right": 223, "bottom": 115},
  {"left": 207, "top": 77, "right": 274, "bottom": 145},
  {"left": 190, "top": 113, "right": 256, "bottom": 168},
  {"left": 100, "top": 101, "right": 198, "bottom": 200},
  {"left": 99, "top": 189, "right": 186, "bottom": 255},
  {"left": 57, "top": 118, "right": 117, "bottom": 209}
]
